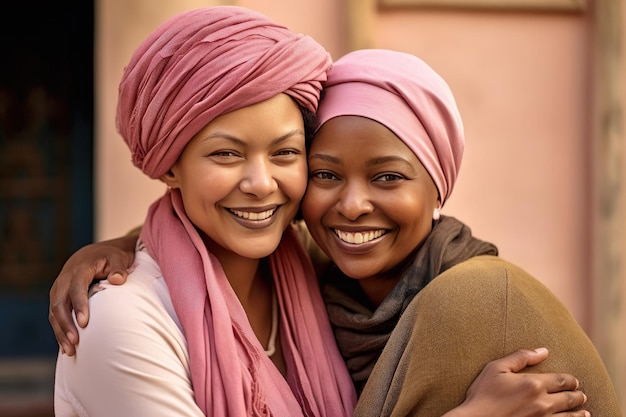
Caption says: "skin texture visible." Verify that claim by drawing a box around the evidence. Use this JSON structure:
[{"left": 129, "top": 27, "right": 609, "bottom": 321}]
[
  {"left": 302, "top": 115, "right": 440, "bottom": 306},
  {"left": 162, "top": 93, "right": 307, "bottom": 277}
]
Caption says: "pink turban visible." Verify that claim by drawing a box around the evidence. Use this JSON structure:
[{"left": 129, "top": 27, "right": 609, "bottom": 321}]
[
  {"left": 116, "top": 6, "right": 332, "bottom": 179},
  {"left": 317, "top": 49, "right": 464, "bottom": 205}
]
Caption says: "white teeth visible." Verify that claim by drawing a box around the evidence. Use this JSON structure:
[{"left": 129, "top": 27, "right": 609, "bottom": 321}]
[
  {"left": 334, "top": 229, "right": 385, "bottom": 244},
  {"left": 230, "top": 208, "right": 276, "bottom": 221}
]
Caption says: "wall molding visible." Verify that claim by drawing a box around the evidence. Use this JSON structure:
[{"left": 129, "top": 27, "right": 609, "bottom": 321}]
[{"left": 379, "top": 0, "right": 586, "bottom": 11}]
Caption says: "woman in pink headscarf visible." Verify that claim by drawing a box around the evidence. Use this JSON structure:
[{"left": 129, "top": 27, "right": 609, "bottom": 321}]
[
  {"left": 302, "top": 49, "right": 621, "bottom": 416},
  {"left": 54, "top": 6, "right": 356, "bottom": 416},
  {"left": 51, "top": 11, "right": 594, "bottom": 417}
]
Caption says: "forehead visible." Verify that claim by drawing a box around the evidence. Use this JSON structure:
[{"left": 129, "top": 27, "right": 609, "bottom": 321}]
[
  {"left": 188, "top": 94, "right": 304, "bottom": 146},
  {"left": 210, "top": 94, "right": 302, "bottom": 128},
  {"left": 312, "top": 115, "right": 413, "bottom": 156}
]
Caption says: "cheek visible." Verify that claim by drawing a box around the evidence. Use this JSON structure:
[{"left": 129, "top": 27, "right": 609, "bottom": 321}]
[
  {"left": 388, "top": 192, "right": 433, "bottom": 229},
  {"left": 179, "top": 173, "right": 222, "bottom": 200},
  {"left": 280, "top": 161, "right": 308, "bottom": 204},
  {"left": 301, "top": 186, "right": 325, "bottom": 223},
  {"left": 176, "top": 169, "right": 229, "bottom": 216},
  {"left": 294, "top": 164, "right": 309, "bottom": 199}
]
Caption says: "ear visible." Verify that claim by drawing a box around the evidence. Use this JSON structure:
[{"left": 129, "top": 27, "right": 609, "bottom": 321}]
[{"left": 160, "top": 170, "right": 179, "bottom": 189}]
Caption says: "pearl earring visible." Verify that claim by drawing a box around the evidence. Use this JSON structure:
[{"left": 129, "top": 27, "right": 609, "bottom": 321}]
[{"left": 432, "top": 208, "right": 441, "bottom": 221}]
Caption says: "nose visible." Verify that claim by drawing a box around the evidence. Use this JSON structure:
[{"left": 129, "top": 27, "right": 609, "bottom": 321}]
[
  {"left": 239, "top": 157, "right": 278, "bottom": 198},
  {"left": 335, "top": 180, "right": 374, "bottom": 221}
]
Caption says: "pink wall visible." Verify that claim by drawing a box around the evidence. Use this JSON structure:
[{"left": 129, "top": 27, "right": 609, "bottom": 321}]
[{"left": 377, "top": 9, "right": 591, "bottom": 325}]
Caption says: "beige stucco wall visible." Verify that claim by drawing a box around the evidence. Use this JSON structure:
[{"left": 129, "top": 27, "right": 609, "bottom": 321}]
[
  {"left": 378, "top": 9, "right": 591, "bottom": 324},
  {"left": 95, "top": 0, "right": 625, "bottom": 407}
]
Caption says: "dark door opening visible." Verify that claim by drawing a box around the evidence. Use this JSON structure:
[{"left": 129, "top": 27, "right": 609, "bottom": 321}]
[{"left": 0, "top": 2, "right": 94, "bottom": 415}]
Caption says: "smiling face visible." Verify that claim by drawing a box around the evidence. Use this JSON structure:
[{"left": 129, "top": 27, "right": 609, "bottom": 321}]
[
  {"left": 302, "top": 115, "right": 439, "bottom": 292},
  {"left": 163, "top": 93, "right": 307, "bottom": 262}
]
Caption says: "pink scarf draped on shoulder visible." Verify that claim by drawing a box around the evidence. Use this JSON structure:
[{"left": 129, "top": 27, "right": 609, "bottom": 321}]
[
  {"left": 115, "top": 6, "right": 356, "bottom": 416},
  {"left": 141, "top": 191, "right": 355, "bottom": 416}
]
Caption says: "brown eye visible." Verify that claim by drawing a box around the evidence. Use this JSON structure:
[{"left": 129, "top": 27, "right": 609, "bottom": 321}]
[
  {"left": 311, "top": 171, "right": 338, "bottom": 181},
  {"left": 374, "top": 173, "right": 404, "bottom": 182},
  {"left": 210, "top": 151, "right": 238, "bottom": 157},
  {"left": 274, "top": 149, "right": 300, "bottom": 156}
]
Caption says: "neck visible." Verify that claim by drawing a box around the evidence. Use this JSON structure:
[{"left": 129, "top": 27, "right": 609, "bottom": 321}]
[
  {"left": 223, "top": 255, "right": 265, "bottom": 305},
  {"left": 356, "top": 259, "right": 412, "bottom": 307},
  {"left": 358, "top": 275, "right": 399, "bottom": 307},
  {"left": 219, "top": 251, "right": 278, "bottom": 367},
  {"left": 202, "top": 236, "right": 276, "bottom": 362},
  {"left": 201, "top": 234, "right": 268, "bottom": 305}
]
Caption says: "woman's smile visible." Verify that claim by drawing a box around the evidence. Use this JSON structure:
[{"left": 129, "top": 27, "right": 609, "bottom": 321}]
[
  {"left": 226, "top": 205, "right": 281, "bottom": 229},
  {"left": 333, "top": 228, "right": 387, "bottom": 244}
]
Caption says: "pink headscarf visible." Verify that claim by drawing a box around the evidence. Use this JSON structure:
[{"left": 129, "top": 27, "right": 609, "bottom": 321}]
[
  {"left": 118, "top": 6, "right": 355, "bottom": 416},
  {"left": 117, "top": 6, "right": 330, "bottom": 179},
  {"left": 318, "top": 49, "right": 465, "bottom": 205}
]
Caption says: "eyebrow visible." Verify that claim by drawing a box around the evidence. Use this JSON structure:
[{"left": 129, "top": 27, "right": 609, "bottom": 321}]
[
  {"left": 200, "top": 129, "right": 304, "bottom": 146},
  {"left": 366, "top": 155, "right": 413, "bottom": 168},
  {"left": 309, "top": 153, "right": 413, "bottom": 169}
]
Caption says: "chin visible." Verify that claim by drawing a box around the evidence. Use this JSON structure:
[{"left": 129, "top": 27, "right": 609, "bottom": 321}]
[
  {"left": 333, "top": 262, "right": 373, "bottom": 281},
  {"left": 242, "top": 238, "right": 282, "bottom": 259}
]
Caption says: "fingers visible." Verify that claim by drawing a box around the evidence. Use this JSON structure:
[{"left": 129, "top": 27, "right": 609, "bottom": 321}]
[
  {"left": 561, "top": 410, "right": 590, "bottom": 417},
  {"left": 101, "top": 235, "right": 136, "bottom": 285},
  {"left": 49, "top": 236, "right": 138, "bottom": 356},
  {"left": 48, "top": 251, "right": 112, "bottom": 354},
  {"left": 462, "top": 348, "right": 589, "bottom": 417},
  {"left": 481, "top": 348, "right": 550, "bottom": 375},
  {"left": 547, "top": 372, "right": 581, "bottom": 393},
  {"left": 48, "top": 303, "right": 76, "bottom": 356},
  {"left": 106, "top": 266, "right": 130, "bottom": 285},
  {"left": 68, "top": 267, "right": 94, "bottom": 328},
  {"left": 513, "top": 372, "right": 586, "bottom": 414},
  {"left": 551, "top": 390, "right": 588, "bottom": 416},
  {"left": 49, "top": 277, "right": 81, "bottom": 356}
]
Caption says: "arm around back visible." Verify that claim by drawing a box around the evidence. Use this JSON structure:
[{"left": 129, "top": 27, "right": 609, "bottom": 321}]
[
  {"left": 355, "top": 255, "right": 621, "bottom": 417},
  {"left": 54, "top": 251, "right": 203, "bottom": 417}
]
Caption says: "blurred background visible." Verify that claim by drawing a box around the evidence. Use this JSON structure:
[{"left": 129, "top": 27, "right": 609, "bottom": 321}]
[
  {"left": 0, "top": 0, "right": 624, "bottom": 415},
  {"left": 1, "top": 1, "right": 93, "bottom": 416}
]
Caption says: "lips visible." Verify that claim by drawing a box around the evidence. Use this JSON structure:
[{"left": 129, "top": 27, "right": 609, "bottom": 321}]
[
  {"left": 226, "top": 206, "right": 281, "bottom": 230},
  {"left": 229, "top": 208, "right": 276, "bottom": 221},
  {"left": 333, "top": 228, "right": 386, "bottom": 244}
]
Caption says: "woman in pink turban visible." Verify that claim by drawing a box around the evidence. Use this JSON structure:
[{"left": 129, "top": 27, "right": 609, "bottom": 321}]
[
  {"left": 302, "top": 49, "right": 621, "bottom": 416},
  {"left": 51, "top": 11, "right": 599, "bottom": 417},
  {"left": 54, "top": 6, "right": 356, "bottom": 416}
]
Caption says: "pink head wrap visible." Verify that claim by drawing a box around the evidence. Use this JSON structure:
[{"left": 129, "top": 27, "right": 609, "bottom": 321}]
[
  {"left": 318, "top": 49, "right": 464, "bottom": 205},
  {"left": 116, "top": 6, "right": 331, "bottom": 179}
]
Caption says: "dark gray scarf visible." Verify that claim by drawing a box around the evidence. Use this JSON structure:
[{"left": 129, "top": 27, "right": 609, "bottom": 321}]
[{"left": 322, "top": 215, "right": 498, "bottom": 393}]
